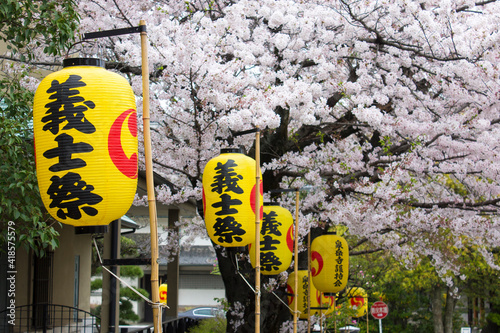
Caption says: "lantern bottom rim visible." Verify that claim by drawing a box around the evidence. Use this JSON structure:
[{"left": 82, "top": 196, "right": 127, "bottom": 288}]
[{"left": 74, "top": 225, "right": 108, "bottom": 234}]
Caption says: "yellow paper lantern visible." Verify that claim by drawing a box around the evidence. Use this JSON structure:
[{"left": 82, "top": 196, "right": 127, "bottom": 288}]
[
  {"left": 316, "top": 291, "right": 337, "bottom": 316},
  {"left": 159, "top": 283, "right": 168, "bottom": 304},
  {"left": 286, "top": 270, "right": 323, "bottom": 319},
  {"left": 249, "top": 204, "right": 294, "bottom": 275},
  {"left": 202, "top": 149, "right": 263, "bottom": 247},
  {"left": 33, "top": 58, "right": 138, "bottom": 226},
  {"left": 346, "top": 287, "right": 368, "bottom": 318},
  {"left": 311, "top": 234, "right": 349, "bottom": 294}
]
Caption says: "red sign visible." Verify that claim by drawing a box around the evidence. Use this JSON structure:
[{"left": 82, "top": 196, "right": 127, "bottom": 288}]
[{"left": 371, "top": 301, "right": 389, "bottom": 319}]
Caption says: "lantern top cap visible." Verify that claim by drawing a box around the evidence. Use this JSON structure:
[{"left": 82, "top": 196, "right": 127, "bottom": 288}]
[
  {"left": 220, "top": 147, "right": 245, "bottom": 154},
  {"left": 63, "top": 57, "right": 105, "bottom": 68}
]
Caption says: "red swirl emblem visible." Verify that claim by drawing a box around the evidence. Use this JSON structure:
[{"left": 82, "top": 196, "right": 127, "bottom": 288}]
[
  {"left": 287, "top": 284, "right": 294, "bottom": 305},
  {"left": 311, "top": 251, "right": 324, "bottom": 277},
  {"left": 286, "top": 225, "right": 294, "bottom": 252},
  {"left": 250, "top": 180, "right": 264, "bottom": 219},
  {"left": 350, "top": 296, "right": 365, "bottom": 308},
  {"left": 108, "top": 109, "right": 138, "bottom": 179}
]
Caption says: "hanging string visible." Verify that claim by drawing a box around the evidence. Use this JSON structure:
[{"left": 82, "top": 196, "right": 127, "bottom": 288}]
[
  {"left": 92, "top": 238, "right": 169, "bottom": 309},
  {"left": 232, "top": 252, "right": 301, "bottom": 316},
  {"left": 221, "top": 245, "right": 303, "bottom": 319},
  {"left": 234, "top": 253, "right": 258, "bottom": 295},
  {"left": 270, "top": 290, "right": 298, "bottom": 314},
  {"left": 65, "top": 40, "right": 94, "bottom": 58},
  {"left": 65, "top": 38, "right": 106, "bottom": 59}
]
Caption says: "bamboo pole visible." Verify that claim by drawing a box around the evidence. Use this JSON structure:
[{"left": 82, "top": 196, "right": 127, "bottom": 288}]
[
  {"left": 334, "top": 297, "right": 337, "bottom": 333},
  {"left": 255, "top": 128, "right": 261, "bottom": 333},
  {"left": 140, "top": 20, "right": 162, "bottom": 333},
  {"left": 320, "top": 293, "right": 323, "bottom": 333},
  {"left": 293, "top": 189, "right": 299, "bottom": 333},
  {"left": 367, "top": 302, "right": 369, "bottom": 333},
  {"left": 319, "top": 292, "right": 324, "bottom": 333},
  {"left": 307, "top": 232, "right": 311, "bottom": 333}
]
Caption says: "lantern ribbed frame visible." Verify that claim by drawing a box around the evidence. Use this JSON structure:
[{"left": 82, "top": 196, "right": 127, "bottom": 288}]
[
  {"left": 249, "top": 204, "right": 294, "bottom": 275},
  {"left": 159, "top": 283, "right": 168, "bottom": 304},
  {"left": 287, "top": 270, "right": 328, "bottom": 319},
  {"left": 347, "top": 287, "right": 368, "bottom": 318},
  {"left": 202, "top": 149, "right": 263, "bottom": 247},
  {"left": 33, "top": 58, "right": 138, "bottom": 226},
  {"left": 311, "top": 234, "right": 349, "bottom": 294}
]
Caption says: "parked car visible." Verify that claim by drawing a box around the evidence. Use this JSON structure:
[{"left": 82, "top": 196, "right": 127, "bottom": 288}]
[
  {"left": 312, "top": 324, "right": 360, "bottom": 332},
  {"left": 178, "top": 307, "right": 225, "bottom": 320}
]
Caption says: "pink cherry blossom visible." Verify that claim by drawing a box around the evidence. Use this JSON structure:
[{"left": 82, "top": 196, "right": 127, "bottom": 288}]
[{"left": 22, "top": 0, "right": 500, "bottom": 330}]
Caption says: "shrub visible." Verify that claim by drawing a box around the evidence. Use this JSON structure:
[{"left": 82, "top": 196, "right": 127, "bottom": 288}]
[{"left": 188, "top": 317, "right": 227, "bottom": 333}]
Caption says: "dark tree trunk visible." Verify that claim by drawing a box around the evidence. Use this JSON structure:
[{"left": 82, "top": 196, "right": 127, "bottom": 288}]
[
  {"left": 431, "top": 285, "right": 444, "bottom": 333},
  {"left": 215, "top": 245, "right": 291, "bottom": 333},
  {"left": 443, "top": 287, "right": 456, "bottom": 333},
  {"left": 214, "top": 226, "right": 326, "bottom": 332}
]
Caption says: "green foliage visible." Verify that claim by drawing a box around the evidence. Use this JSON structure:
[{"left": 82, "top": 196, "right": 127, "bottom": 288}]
[
  {"left": 91, "top": 236, "right": 141, "bottom": 274},
  {"left": 0, "top": 77, "right": 60, "bottom": 257},
  {"left": 187, "top": 317, "right": 227, "bottom": 333},
  {"left": 118, "top": 282, "right": 149, "bottom": 323},
  {"left": 486, "top": 312, "right": 500, "bottom": 326},
  {"left": 210, "top": 258, "right": 221, "bottom": 275},
  {"left": 380, "top": 136, "right": 393, "bottom": 154},
  {"left": 90, "top": 305, "right": 101, "bottom": 321},
  {"left": 374, "top": 270, "right": 435, "bottom": 333},
  {"left": 459, "top": 245, "right": 500, "bottom": 303},
  {"left": 91, "top": 265, "right": 149, "bottom": 324},
  {"left": 119, "top": 286, "right": 149, "bottom": 302},
  {"left": 214, "top": 297, "right": 230, "bottom": 312},
  {"left": 324, "top": 301, "right": 360, "bottom": 330},
  {"left": 121, "top": 236, "right": 140, "bottom": 257},
  {"left": 443, "top": 175, "right": 469, "bottom": 197},
  {"left": 343, "top": 243, "right": 500, "bottom": 333},
  {"left": 91, "top": 300, "right": 142, "bottom": 325},
  {"left": 120, "top": 265, "right": 145, "bottom": 278},
  {"left": 187, "top": 299, "right": 227, "bottom": 333},
  {"left": 119, "top": 299, "right": 140, "bottom": 324},
  {"left": 91, "top": 278, "right": 102, "bottom": 291},
  {"left": 344, "top": 250, "right": 440, "bottom": 333},
  {"left": 0, "top": 0, "right": 80, "bottom": 257},
  {"left": 0, "top": 0, "right": 80, "bottom": 60}
]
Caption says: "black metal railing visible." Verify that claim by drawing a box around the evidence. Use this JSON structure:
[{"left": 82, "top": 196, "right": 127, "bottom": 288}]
[
  {"left": 125, "top": 317, "right": 199, "bottom": 333},
  {"left": 0, "top": 304, "right": 99, "bottom": 333},
  {"left": 0, "top": 304, "right": 204, "bottom": 333}
]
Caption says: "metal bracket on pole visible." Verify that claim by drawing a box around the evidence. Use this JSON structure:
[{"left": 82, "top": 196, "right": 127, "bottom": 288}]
[
  {"left": 269, "top": 188, "right": 298, "bottom": 194},
  {"left": 102, "top": 258, "right": 152, "bottom": 266},
  {"left": 82, "top": 25, "right": 146, "bottom": 40},
  {"left": 233, "top": 128, "right": 260, "bottom": 137}
]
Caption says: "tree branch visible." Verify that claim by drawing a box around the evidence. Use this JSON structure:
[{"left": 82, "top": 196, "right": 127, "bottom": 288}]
[
  {"left": 400, "top": 197, "right": 500, "bottom": 210},
  {"left": 456, "top": 0, "right": 498, "bottom": 12}
]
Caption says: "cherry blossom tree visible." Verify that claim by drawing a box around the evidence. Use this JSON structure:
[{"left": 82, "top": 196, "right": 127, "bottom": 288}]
[{"left": 19, "top": 0, "right": 500, "bottom": 331}]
